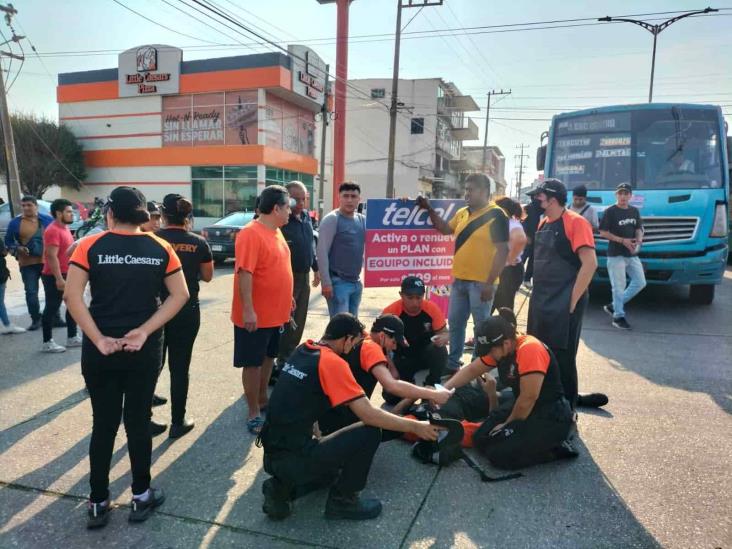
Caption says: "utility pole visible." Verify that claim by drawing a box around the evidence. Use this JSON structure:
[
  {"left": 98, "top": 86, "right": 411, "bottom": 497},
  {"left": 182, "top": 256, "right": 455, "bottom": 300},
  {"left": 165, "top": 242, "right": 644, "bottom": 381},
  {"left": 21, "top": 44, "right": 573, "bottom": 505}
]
[
  {"left": 318, "top": 66, "right": 330, "bottom": 219},
  {"left": 514, "top": 144, "right": 529, "bottom": 200},
  {"left": 386, "top": 0, "right": 443, "bottom": 199},
  {"left": 598, "top": 7, "right": 717, "bottom": 102},
  {"left": 0, "top": 3, "right": 23, "bottom": 216},
  {"left": 481, "top": 89, "right": 511, "bottom": 173}
]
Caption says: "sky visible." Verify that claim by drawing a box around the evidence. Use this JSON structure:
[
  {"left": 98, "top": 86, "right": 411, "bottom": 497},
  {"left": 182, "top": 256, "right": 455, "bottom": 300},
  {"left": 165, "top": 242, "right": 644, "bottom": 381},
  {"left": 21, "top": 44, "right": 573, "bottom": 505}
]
[{"left": 4, "top": 0, "right": 732, "bottom": 195}]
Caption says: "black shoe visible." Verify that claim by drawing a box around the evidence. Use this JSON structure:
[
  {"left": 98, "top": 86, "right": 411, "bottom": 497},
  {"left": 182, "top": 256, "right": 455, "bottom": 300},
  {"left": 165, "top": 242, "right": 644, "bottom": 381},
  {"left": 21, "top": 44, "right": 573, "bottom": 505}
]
[
  {"left": 150, "top": 420, "right": 167, "bottom": 437},
  {"left": 128, "top": 487, "right": 165, "bottom": 523},
  {"left": 27, "top": 319, "right": 41, "bottom": 331},
  {"left": 53, "top": 318, "right": 67, "bottom": 328},
  {"left": 612, "top": 317, "right": 631, "bottom": 330},
  {"left": 577, "top": 393, "right": 609, "bottom": 408},
  {"left": 603, "top": 304, "right": 614, "bottom": 317},
  {"left": 169, "top": 420, "right": 195, "bottom": 440},
  {"left": 262, "top": 477, "right": 293, "bottom": 520},
  {"left": 152, "top": 394, "right": 167, "bottom": 407},
  {"left": 553, "top": 439, "right": 580, "bottom": 460},
  {"left": 86, "top": 500, "right": 111, "bottom": 529},
  {"left": 324, "top": 489, "right": 382, "bottom": 520}
]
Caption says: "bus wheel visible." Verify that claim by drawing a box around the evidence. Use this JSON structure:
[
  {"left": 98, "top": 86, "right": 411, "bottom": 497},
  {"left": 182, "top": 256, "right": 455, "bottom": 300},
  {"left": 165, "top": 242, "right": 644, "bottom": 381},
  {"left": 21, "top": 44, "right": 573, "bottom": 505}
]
[{"left": 689, "top": 284, "right": 715, "bottom": 305}]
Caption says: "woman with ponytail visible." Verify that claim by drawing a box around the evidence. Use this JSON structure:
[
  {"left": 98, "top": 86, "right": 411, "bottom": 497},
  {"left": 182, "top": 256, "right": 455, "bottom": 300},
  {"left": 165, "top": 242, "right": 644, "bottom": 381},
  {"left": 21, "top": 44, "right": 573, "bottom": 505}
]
[
  {"left": 154, "top": 194, "right": 213, "bottom": 440},
  {"left": 65, "top": 186, "right": 189, "bottom": 528},
  {"left": 442, "top": 307, "right": 577, "bottom": 470}
]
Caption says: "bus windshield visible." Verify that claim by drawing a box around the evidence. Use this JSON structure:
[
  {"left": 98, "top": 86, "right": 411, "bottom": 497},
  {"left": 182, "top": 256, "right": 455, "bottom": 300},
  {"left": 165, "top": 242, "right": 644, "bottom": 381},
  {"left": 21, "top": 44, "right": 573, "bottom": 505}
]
[{"left": 551, "top": 107, "right": 724, "bottom": 190}]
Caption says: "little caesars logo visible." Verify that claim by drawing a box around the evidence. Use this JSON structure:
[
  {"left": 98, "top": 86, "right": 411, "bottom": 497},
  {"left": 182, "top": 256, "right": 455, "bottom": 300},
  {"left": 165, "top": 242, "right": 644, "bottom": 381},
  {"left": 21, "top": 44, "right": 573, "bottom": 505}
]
[{"left": 97, "top": 254, "right": 164, "bottom": 266}]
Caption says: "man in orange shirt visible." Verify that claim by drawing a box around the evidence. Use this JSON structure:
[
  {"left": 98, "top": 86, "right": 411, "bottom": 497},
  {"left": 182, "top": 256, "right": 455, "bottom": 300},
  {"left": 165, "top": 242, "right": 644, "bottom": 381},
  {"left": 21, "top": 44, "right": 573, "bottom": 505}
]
[{"left": 231, "top": 185, "right": 294, "bottom": 435}]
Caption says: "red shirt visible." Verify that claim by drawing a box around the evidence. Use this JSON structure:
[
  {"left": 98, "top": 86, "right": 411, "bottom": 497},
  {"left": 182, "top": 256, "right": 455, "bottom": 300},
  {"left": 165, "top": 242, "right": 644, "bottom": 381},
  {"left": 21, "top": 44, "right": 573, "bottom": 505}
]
[{"left": 42, "top": 221, "right": 74, "bottom": 276}]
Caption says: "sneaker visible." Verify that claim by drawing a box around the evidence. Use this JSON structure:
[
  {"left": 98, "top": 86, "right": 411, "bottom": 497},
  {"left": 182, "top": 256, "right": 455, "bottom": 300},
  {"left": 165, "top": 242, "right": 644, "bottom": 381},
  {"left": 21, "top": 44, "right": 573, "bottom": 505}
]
[
  {"left": 463, "top": 338, "right": 475, "bottom": 350},
  {"left": 324, "top": 489, "right": 382, "bottom": 520},
  {"left": 612, "top": 317, "right": 631, "bottom": 330},
  {"left": 27, "top": 319, "right": 41, "bottom": 331},
  {"left": 603, "top": 304, "right": 614, "bottom": 317},
  {"left": 150, "top": 420, "right": 167, "bottom": 437},
  {"left": 169, "top": 419, "right": 195, "bottom": 440},
  {"left": 262, "top": 477, "right": 293, "bottom": 520},
  {"left": 577, "top": 393, "right": 609, "bottom": 408},
  {"left": 86, "top": 500, "right": 111, "bottom": 529},
  {"left": 66, "top": 334, "right": 83, "bottom": 348},
  {"left": 128, "top": 487, "right": 165, "bottom": 523},
  {"left": 1, "top": 324, "right": 26, "bottom": 334},
  {"left": 42, "top": 339, "right": 66, "bottom": 353},
  {"left": 152, "top": 394, "right": 168, "bottom": 407}
]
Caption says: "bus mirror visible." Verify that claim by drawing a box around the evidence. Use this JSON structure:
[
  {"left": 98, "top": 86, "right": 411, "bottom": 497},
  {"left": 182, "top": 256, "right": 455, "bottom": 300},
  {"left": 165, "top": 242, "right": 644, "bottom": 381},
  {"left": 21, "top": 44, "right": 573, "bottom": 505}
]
[{"left": 536, "top": 145, "right": 547, "bottom": 171}]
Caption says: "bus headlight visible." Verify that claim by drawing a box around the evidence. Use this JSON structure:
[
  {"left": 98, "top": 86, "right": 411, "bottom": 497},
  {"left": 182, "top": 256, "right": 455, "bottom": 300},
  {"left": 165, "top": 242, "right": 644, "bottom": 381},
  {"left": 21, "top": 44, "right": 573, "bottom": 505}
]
[{"left": 710, "top": 202, "right": 728, "bottom": 237}]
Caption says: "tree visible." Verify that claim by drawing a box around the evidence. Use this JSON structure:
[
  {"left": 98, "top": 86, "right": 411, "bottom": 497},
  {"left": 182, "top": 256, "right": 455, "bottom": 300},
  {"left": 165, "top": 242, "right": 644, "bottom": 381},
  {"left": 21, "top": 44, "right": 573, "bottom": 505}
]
[{"left": 1, "top": 113, "right": 86, "bottom": 198}]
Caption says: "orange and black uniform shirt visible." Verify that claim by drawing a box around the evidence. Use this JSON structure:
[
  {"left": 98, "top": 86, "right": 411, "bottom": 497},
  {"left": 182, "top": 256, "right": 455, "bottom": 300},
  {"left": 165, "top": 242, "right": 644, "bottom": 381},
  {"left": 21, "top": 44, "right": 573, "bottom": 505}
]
[
  {"left": 263, "top": 341, "right": 365, "bottom": 453},
  {"left": 156, "top": 227, "right": 213, "bottom": 304},
  {"left": 69, "top": 230, "right": 181, "bottom": 331},
  {"left": 382, "top": 298, "right": 447, "bottom": 358},
  {"left": 344, "top": 337, "right": 389, "bottom": 398},
  {"left": 480, "top": 335, "right": 564, "bottom": 408}
]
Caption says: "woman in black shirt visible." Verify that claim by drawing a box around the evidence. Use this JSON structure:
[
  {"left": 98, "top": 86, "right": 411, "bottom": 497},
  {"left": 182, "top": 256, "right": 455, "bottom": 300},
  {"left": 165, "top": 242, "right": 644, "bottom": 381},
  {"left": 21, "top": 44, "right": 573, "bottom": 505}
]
[
  {"left": 65, "top": 186, "right": 188, "bottom": 529},
  {"left": 155, "top": 193, "right": 213, "bottom": 439}
]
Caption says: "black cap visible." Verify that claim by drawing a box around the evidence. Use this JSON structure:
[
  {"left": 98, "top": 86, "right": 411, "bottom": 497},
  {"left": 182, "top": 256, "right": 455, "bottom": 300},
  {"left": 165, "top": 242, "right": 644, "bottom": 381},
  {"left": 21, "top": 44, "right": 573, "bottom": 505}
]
[
  {"left": 372, "top": 314, "right": 408, "bottom": 346},
  {"left": 147, "top": 201, "right": 161, "bottom": 216},
  {"left": 529, "top": 178, "right": 567, "bottom": 203},
  {"left": 616, "top": 182, "right": 632, "bottom": 193},
  {"left": 401, "top": 276, "right": 426, "bottom": 296},
  {"left": 323, "top": 313, "right": 365, "bottom": 340},
  {"left": 162, "top": 193, "right": 184, "bottom": 214},
  {"left": 108, "top": 186, "right": 146, "bottom": 215},
  {"left": 572, "top": 184, "right": 588, "bottom": 197},
  {"left": 474, "top": 316, "right": 514, "bottom": 356}
]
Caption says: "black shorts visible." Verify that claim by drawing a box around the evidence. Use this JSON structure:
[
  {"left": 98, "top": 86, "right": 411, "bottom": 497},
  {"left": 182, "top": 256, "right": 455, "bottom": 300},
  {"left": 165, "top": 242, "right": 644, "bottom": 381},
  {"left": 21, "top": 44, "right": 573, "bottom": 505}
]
[{"left": 233, "top": 325, "right": 282, "bottom": 367}]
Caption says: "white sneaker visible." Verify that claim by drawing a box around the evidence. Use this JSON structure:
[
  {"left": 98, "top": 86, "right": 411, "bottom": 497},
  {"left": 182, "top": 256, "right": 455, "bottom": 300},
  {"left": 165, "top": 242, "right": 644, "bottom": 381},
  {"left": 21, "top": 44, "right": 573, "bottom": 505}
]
[
  {"left": 42, "top": 339, "right": 66, "bottom": 353},
  {"left": 1, "top": 324, "right": 26, "bottom": 334},
  {"left": 66, "top": 334, "right": 83, "bottom": 348}
]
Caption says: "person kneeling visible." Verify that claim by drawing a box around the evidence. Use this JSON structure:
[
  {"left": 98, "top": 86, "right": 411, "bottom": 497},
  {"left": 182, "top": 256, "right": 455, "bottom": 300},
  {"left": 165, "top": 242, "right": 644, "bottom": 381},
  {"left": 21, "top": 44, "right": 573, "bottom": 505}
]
[
  {"left": 258, "top": 313, "right": 441, "bottom": 521},
  {"left": 443, "top": 308, "right": 577, "bottom": 470}
]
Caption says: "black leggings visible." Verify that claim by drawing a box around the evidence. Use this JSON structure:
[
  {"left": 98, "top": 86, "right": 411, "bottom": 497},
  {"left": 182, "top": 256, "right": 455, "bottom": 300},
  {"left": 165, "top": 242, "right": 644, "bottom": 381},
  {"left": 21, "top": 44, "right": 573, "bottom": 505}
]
[
  {"left": 41, "top": 274, "right": 76, "bottom": 342},
  {"left": 82, "top": 330, "right": 162, "bottom": 503},
  {"left": 161, "top": 303, "right": 201, "bottom": 424},
  {"left": 492, "top": 264, "right": 525, "bottom": 312}
]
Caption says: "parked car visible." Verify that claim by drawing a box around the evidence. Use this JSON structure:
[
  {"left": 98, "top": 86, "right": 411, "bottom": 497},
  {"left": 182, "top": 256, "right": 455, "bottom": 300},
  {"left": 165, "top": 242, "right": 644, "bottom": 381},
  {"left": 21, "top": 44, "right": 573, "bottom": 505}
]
[
  {"left": 0, "top": 199, "right": 83, "bottom": 241},
  {"left": 201, "top": 211, "right": 255, "bottom": 264}
]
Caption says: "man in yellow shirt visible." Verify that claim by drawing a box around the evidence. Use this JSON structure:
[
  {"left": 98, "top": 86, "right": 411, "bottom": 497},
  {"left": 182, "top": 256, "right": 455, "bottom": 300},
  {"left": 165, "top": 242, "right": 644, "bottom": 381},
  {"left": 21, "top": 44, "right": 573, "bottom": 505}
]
[{"left": 417, "top": 173, "right": 509, "bottom": 371}]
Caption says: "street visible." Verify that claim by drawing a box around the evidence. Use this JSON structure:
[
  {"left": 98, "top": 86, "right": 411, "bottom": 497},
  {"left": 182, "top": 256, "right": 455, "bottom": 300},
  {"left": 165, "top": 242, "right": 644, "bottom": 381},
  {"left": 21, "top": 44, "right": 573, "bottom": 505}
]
[{"left": 0, "top": 261, "right": 730, "bottom": 548}]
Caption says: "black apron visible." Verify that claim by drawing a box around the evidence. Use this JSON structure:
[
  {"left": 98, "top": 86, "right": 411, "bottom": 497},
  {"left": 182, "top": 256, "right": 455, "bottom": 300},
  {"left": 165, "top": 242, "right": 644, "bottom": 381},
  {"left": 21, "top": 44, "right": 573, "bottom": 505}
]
[{"left": 527, "top": 211, "right": 582, "bottom": 350}]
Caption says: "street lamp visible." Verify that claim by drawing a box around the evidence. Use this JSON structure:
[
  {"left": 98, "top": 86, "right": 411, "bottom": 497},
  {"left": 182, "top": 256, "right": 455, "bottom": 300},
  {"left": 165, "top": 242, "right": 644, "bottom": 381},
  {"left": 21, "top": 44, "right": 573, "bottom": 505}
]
[{"left": 598, "top": 7, "right": 718, "bottom": 102}]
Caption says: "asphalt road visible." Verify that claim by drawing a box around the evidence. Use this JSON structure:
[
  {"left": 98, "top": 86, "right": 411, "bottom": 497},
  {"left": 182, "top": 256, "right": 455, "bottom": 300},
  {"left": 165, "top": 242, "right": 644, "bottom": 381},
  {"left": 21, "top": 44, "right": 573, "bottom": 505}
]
[{"left": 0, "top": 261, "right": 730, "bottom": 548}]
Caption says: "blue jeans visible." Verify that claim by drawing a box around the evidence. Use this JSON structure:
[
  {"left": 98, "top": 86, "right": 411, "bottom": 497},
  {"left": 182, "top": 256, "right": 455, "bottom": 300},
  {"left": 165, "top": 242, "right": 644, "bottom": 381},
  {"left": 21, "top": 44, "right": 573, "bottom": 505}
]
[
  {"left": 327, "top": 275, "right": 363, "bottom": 318},
  {"left": 0, "top": 282, "right": 9, "bottom": 326},
  {"left": 448, "top": 279, "right": 493, "bottom": 369},
  {"left": 607, "top": 255, "right": 647, "bottom": 319},
  {"left": 20, "top": 263, "right": 43, "bottom": 321}
]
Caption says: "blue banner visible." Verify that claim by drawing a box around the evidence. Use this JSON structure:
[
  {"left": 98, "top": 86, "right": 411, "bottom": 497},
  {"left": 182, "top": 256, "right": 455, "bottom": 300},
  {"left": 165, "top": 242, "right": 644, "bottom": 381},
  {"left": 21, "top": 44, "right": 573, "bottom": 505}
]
[{"left": 365, "top": 199, "right": 463, "bottom": 230}]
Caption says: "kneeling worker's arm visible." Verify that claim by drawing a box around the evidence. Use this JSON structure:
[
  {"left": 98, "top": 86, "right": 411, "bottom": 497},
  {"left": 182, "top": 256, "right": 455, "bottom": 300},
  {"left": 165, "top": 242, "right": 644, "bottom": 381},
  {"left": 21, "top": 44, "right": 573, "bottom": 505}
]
[
  {"left": 443, "top": 358, "right": 490, "bottom": 391},
  {"left": 371, "top": 364, "right": 453, "bottom": 405},
  {"left": 347, "top": 397, "right": 440, "bottom": 441},
  {"left": 503, "top": 373, "right": 543, "bottom": 424}
]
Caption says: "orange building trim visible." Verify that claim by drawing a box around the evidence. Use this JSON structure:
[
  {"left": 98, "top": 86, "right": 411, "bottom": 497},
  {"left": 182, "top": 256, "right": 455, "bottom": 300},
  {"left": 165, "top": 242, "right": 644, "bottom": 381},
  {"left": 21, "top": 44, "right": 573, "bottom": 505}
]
[
  {"left": 57, "top": 67, "right": 292, "bottom": 103},
  {"left": 84, "top": 145, "right": 317, "bottom": 174}
]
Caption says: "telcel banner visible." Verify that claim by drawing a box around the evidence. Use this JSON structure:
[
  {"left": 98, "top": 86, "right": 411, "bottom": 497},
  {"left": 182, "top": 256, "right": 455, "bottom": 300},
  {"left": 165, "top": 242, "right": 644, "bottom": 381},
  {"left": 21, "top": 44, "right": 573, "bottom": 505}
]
[{"left": 364, "top": 199, "right": 462, "bottom": 288}]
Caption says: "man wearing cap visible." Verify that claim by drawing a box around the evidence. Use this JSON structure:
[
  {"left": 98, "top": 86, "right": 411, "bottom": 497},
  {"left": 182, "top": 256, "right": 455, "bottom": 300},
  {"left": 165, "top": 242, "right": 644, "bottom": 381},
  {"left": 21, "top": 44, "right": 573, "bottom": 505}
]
[
  {"left": 569, "top": 185, "right": 599, "bottom": 230},
  {"left": 260, "top": 313, "right": 442, "bottom": 521},
  {"left": 142, "top": 202, "right": 162, "bottom": 233},
  {"left": 526, "top": 179, "right": 606, "bottom": 410},
  {"left": 599, "top": 183, "right": 646, "bottom": 330},
  {"left": 318, "top": 313, "right": 453, "bottom": 437},
  {"left": 416, "top": 173, "right": 509, "bottom": 372},
  {"left": 381, "top": 276, "right": 450, "bottom": 399}
]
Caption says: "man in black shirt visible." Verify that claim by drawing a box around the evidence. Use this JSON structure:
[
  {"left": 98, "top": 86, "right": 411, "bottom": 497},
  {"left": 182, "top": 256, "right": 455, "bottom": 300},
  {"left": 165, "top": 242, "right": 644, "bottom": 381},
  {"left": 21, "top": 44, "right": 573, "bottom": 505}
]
[
  {"left": 599, "top": 183, "right": 647, "bottom": 330},
  {"left": 277, "top": 181, "right": 319, "bottom": 366}
]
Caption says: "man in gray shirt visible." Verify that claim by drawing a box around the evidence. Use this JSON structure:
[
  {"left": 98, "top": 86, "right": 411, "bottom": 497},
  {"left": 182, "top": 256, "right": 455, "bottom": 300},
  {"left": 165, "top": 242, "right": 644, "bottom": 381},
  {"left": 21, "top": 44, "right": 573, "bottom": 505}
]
[
  {"left": 569, "top": 185, "right": 599, "bottom": 230},
  {"left": 317, "top": 182, "right": 366, "bottom": 317}
]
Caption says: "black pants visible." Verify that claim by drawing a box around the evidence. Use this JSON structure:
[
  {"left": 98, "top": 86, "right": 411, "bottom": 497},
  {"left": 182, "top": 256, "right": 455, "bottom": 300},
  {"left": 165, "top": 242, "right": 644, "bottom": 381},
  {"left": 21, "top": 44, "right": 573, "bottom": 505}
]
[
  {"left": 161, "top": 302, "right": 201, "bottom": 424},
  {"left": 82, "top": 330, "right": 162, "bottom": 503},
  {"left": 41, "top": 274, "right": 77, "bottom": 342},
  {"left": 549, "top": 292, "right": 588, "bottom": 410},
  {"left": 492, "top": 264, "right": 525, "bottom": 312},
  {"left": 439, "top": 383, "right": 492, "bottom": 422},
  {"left": 382, "top": 344, "right": 448, "bottom": 405},
  {"left": 264, "top": 423, "right": 381, "bottom": 496},
  {"left": 473, "top": 399, "right": 574, "bottom": 470},
  {"left": 278, "top": 271, "right": 310, "bottom": 362}
]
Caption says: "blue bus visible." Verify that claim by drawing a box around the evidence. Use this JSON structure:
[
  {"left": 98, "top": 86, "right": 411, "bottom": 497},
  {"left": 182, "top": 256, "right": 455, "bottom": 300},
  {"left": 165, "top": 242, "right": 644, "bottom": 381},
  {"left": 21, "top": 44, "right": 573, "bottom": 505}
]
[{"left": 537, "top": 103, "right": 729, "bottom": 304}]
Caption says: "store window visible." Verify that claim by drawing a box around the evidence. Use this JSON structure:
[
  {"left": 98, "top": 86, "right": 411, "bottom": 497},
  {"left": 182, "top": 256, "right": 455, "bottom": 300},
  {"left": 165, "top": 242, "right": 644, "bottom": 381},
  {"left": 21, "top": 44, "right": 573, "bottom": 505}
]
[
  {"left": 192, "top": 165, "right": 257, "bottom": 218},
  {"left": 265, "top": 167, "right": 315, "bottom": 198}
]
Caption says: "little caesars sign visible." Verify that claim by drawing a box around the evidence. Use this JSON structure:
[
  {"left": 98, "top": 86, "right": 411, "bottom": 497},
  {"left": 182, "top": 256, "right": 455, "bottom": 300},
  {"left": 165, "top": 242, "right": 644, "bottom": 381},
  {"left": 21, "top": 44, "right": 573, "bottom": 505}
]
[{"left": 118, "top": 45, "right": 181, "bottom": 97}]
